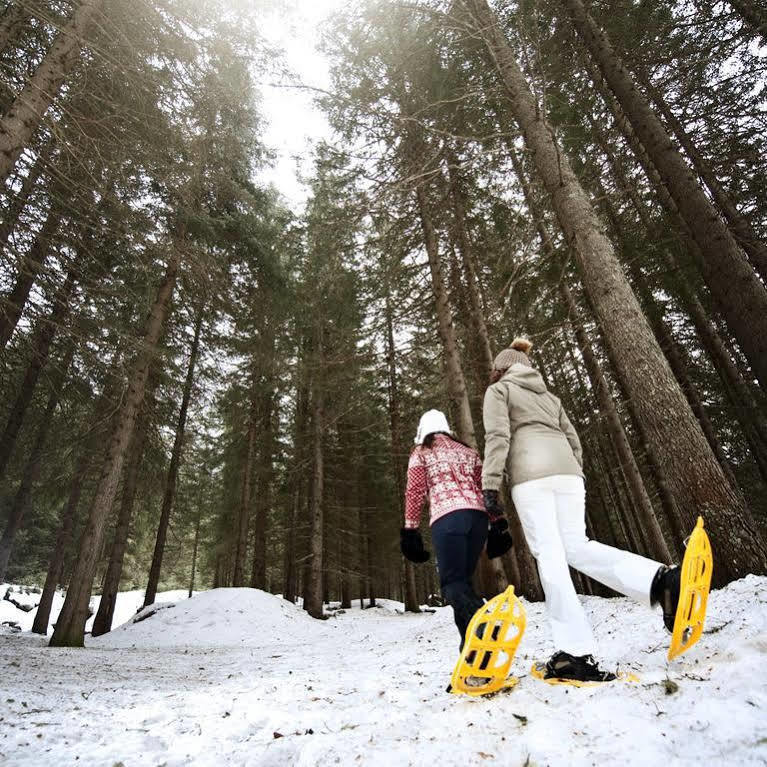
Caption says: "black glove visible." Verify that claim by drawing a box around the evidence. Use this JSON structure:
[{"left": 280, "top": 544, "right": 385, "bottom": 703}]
[
  {"left": 482, "top": 489, "right": 505, "bottom": 519},
  {"left": 400, "top": 528, "right": 430, "bottom": 563},
  {"left": 486, "top": 517, "right": 513, "bottom": 559}
]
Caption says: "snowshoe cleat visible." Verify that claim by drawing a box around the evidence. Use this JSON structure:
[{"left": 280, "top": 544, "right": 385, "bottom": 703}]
[
  {"left": 529, "top": 651, "right": 635, "bottom": 687},
  {"left": 449, "top": 585, "right": 526, "bottom": 697},
  {"left": 666, "top": 516, "right": 713, "bottom": 661}
]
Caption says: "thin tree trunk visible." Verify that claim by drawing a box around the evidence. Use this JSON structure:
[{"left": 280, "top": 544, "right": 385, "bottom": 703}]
[
  {"left": 414, "top": 184, "right": 476, "bottom": 448},
  {"left": 383, "top": 292, "right": 420, "bottom": 612},
  {"left": 561, "top": 0, "right": 767, "bottom": 390},
  {"left": 49, "top": 242, "right": 181, "bottom": 647},
  {"left": 0, "top": 200, "right": 62, "bottom": 351},
  {"left": 143, "top": 305, "right": 203, "bottom": 607},
  {"left": 250, "top": 388, "right": 274, "bottom": 591},
  {"left": 0, "top": 139, "right": 52, "bottom": 253},
  {"left": 444, "top": 152, "right": 494, "bottom": 374},
  {"left": 0, "top": 0, "right": 103, "bottom": 185},
  {"left": 0, "top": 265, "right": 76, "bottom": 480},
  {"left": 188, "top": 504, "right": 202, "bottom": 599},
  {"left": 460, "top": 0, "right": 767, "bottom": 582},
  {"left": 0, "top": 342, "right": 73, "bottom": 580},
  {"left": 304, "top": 366, "right": 325, "bottom": 619},
  {"left": 90, "top": 379, "right": 156, "bottom": 636}
]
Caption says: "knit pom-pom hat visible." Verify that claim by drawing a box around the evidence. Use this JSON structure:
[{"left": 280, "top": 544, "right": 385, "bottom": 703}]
[{"left": 492, "top": 337, "right": 533, "bottom": 371}]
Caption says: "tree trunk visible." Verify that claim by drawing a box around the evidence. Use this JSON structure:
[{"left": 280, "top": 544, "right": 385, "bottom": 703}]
[
  {"left": 31, "top": 362, "right": 125, "bottom": 635},
  {"left": 90, "top": 379, "right": 155, "bottom": 636},
  {"left": 414, "top": 183, "right": 476, "bottom": 448},
  {"left": 0, "top": 342, "right": 73, "bottom": 581},
  {"left": 562, "top": 282, "right": 672, "bottom": 562},
  {"left": 383, "top": 292, "right": 420, "bottom": 612},
  {"left": 0, "top": 265, "right": 76, "bottom": 481},
  {"left": 561, "top": 0, "right": 767, "bottom": 390},
  {"left": 188, "top": 505, "right": 202, "bottom": 599},
  {"left": 31, "top": 451, "right": 91, "bottom": 634},
  {"left": 0, "top": 2, "right": 30, "bottom": 54},
  {"left": 502, "top": 124, "right": 672, "bottom": 564},
  {"left": 49, "top": 242, "right": 180, "bottom": 647},
  {"left": 444, "top": 152, "right": 494, "bottom": 374},
  {"left": 638, "top": 72, "right": 767, "bottom": 281},
  {"left": 0, "top": 139, "right": 52, "bottom": 253},
  {"left": 143, "top": 305, "right": 203, "bottom": 607},
  {"left": 0, "top": 0, "right": 103, "bottom": 185},
  {"left": 0, "top": 200, "right": 62, "bottom": 351},
  {"left": 250, "top": 387, "right": 275, "bottom": 591},
  {"left": 304, "top": 366, "right": 325, "bottom": 619},
  {"left": 460, "top": 0, "right": 767, "bottom": 582},
  {"left": 588, "top": 111, "right": 767, "bottom": 480}
]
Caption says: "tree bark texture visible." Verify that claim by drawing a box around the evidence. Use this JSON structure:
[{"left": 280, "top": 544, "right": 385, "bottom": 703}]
[{"left": 0, "top": 0, "right": 103, "bottom": 185}]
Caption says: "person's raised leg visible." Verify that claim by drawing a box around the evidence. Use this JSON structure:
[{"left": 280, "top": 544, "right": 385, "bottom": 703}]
[
  {"left": 552, "top": 475, "right": 664, "bottom": 607},
  {"left": 512, "top": 477, "right": 596, "bottom": 658}
]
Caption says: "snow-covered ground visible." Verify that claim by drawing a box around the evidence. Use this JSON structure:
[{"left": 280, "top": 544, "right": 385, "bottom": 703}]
[{"left": 1, "top": 576, "right": 766, "bottom": 766}]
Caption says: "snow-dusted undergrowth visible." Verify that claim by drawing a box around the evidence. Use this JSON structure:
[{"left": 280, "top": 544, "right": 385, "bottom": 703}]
[{"left": 1, "top": 576, "right": 766, "bottom": 766}]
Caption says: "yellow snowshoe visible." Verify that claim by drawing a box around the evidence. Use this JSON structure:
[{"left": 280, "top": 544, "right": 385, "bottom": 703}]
[
  {"left": 668, "top": 516, "right": 713, "bottom": 661},
  {"left": 530, "top": 654, "right": 639, "bottom": 687},
  {"left": 449, "top": 585, "right": 526, "bottom": 696}
]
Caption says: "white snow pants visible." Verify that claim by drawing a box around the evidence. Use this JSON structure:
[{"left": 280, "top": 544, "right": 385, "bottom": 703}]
[{"left": 512, "top": 474, "right": 661, "bottom": 656}]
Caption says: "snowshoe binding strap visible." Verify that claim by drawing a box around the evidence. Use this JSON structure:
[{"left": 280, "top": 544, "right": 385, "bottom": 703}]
[
  {"left": 449, "top": 585, "right": 526, "bottom": 696},
  {"left": 668, "top": 516, "right": 713, "bottom": 661}
]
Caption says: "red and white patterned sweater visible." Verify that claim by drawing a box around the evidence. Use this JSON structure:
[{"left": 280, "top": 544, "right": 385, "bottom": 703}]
[{"left": 404, "top": 434, "right": 487, "bottom": 529}]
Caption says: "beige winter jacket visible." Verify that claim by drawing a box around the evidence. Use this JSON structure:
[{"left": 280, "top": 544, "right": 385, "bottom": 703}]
[{"left": 482, "top": 364, "right": 584, "bottom": 489}]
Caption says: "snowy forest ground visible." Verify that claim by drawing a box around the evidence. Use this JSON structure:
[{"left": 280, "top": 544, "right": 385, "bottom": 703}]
[{"left": 1, "top": 577, "right": 766, "bottom": 766}]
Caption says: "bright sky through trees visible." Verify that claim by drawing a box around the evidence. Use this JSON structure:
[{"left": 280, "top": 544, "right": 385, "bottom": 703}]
[{"left": 259, "top": 0, "right": 346, "bottom": 206}]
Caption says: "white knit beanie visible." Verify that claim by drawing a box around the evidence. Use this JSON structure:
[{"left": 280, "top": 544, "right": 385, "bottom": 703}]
[
  {"left": 492, "top": 337, "right": 534, "bottom": 370},
  {"left": 414, "top": 409, "right": 451, "bottom": 444}
]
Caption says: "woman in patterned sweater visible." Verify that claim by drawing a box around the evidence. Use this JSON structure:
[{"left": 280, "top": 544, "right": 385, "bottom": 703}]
[{"left": 400, "top": 409, "right": 512, "bottom": 646}]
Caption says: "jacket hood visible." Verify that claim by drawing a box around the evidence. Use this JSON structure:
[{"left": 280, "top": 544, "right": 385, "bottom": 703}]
[{"left": 501, "top": 363, "right": 547, "bottom": 393}]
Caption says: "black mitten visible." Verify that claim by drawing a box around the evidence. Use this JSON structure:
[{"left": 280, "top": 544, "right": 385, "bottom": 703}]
[
  {"left": 400, "top": 528, "right": 430, "bottom": 563},
  {"left": 482, "top": 489, "right": 505, "bottom": 519},
  {"left": 486, "top": 517, "right": 513, "bottom": 559}
]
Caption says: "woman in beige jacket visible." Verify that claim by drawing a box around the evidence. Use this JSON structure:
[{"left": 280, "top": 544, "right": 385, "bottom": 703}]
[{"left": 481, "top": 338, "right": 680, "bottom": 683}]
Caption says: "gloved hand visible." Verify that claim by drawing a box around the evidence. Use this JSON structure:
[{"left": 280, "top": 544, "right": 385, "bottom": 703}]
[
  {"left": 400, "top": 527, "right": 430, "bottom": 563},
  {"left": 482, "top": 489, "right": 505, "bottom": 519},
  {"left": 486, "top": 517, "right": 513, "bottom": 559}
]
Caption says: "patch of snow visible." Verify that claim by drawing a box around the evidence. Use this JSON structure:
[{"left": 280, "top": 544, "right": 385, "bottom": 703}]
[{"left": 1, "top": 576, "right": 766, "bottom": 766}]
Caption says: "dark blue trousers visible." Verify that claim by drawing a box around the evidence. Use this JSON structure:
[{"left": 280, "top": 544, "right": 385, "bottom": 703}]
[{"left": 431, "top": 508, "right": 488, "bottom": 647}]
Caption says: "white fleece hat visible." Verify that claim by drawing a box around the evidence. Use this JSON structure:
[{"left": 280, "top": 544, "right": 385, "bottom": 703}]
[{"left": 414, "top": 409, "right": 451, "bottom": 444}]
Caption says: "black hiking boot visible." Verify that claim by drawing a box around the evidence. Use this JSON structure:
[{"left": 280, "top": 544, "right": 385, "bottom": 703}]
[
  {"left": 650, "top": 565, "right": 681, "bottom": 633},
  {"left": 544, "top": 651, "right": 617, "bottom": 683}
]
